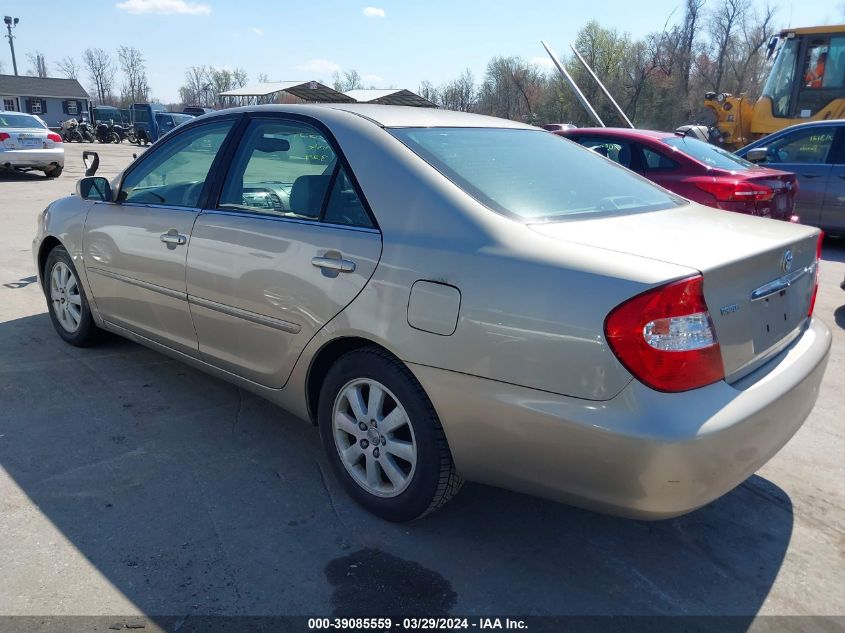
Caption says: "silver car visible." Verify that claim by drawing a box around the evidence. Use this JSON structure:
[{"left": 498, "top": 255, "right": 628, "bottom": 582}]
[
  {"left": 32, "top": 105, "right": 831, "bottom": 521},
  {"left": 1, "top": 111, "right": 64, "bottom": 177}
]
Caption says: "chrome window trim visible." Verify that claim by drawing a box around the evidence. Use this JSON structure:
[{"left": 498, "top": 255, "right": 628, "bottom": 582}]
[{"left": 199, "top": 208, "right": 381, "bottom": 235}]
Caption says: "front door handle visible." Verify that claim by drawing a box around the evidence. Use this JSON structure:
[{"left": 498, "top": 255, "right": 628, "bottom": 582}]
[
  {"left": 312, "top": 255, "right": 356, "bottom": 273},
  {"left": 160, "top": 231, "right": 187, "bottom": 246}
]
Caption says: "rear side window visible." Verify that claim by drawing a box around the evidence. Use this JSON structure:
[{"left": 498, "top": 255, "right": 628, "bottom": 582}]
[
  {"left": 576, "top": 137, "right": 634, "bottom": 169},
  {"left": 219, "top": 119, "right": 337, "bottom": 219},
  {"left": 641, "top": 146, "right": 678, "bottom": 171},
  {"left": 392, "top": 128, "right": 682, "bottom": 221},
  {"left": 323, "top": 167, "right": 373, "bottom": 228}
]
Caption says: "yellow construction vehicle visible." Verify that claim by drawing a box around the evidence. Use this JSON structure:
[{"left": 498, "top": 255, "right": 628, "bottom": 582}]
[{"left": 703, "top": 25, "right": 845, "bottom": 149}]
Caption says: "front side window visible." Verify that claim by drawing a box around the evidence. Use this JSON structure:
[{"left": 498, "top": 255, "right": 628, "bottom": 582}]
[
  {"left": 219, "top": 119, "right": 338, "bottom": 220},
  {"left": 762, "top": 38, "right": 799, "bottom": 118},
  {"left": 119, "top": 120, "right": 234, "bottom": 207},
  {"left": 662, "top": 136, "right": 755, "bottom": 171},
  {"left": 762, "top": 126, "right": 835, "bottom": 164},
  {"left": 392, "top": 128, "right": 682, "bottom": 221},
  {"left": 641, "top": 146, "right": 678, "bottom": 171}
]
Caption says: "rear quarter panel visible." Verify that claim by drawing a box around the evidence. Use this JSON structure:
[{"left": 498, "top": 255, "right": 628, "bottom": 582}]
[{"left": 308, "top": 115, "right": 696, "bottom": 400}]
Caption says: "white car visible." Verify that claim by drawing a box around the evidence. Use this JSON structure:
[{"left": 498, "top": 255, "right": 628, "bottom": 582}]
[{"left": 0, "top": 112, "right": 64, "bottom": 178}]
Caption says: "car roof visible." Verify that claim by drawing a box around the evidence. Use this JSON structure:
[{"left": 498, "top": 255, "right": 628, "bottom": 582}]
[
  {"left": 202, "top": 103, "right": 538, "bottom": 129},
  {"left": 559, "top": 127, "right": 675, "bottom": 140}
]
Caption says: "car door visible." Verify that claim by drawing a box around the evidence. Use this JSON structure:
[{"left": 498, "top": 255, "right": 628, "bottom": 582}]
[
  {"left": 818, "top": 126, "right": 845, "bottom": 233},
  {"left": 753, "top": 125, "right": 836, "bottom": 227},
  {"left": 83, "top": 117, "right": 238, "bottom": 355},
  {"left": 185, "top": 116, "right": 382, "bottom": 388}
]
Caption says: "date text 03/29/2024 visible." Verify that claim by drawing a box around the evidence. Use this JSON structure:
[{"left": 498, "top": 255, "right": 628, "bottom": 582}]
[{"left": 307, "top": 617, "right": 528, "bottom": 630}]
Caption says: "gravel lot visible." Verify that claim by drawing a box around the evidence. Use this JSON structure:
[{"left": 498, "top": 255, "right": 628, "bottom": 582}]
[{"left": 1, "top": 143, "right": 843, "bottom": 625}]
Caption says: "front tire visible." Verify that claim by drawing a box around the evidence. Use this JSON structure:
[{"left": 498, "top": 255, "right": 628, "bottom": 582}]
[
  {"left": 318, "top": 347, "right": 462, "bottom": 521},
  {"left": 44, "top": 245, "right": 100, "bottom": 347}
]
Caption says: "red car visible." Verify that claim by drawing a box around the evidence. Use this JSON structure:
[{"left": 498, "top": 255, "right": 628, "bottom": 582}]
[{"left": 556, "top": 128, "right": 799, "bottom": 222}]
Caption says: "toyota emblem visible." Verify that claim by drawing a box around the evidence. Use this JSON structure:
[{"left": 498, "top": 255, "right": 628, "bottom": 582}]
[{"left": 781, "top": 249, "right": 794, "bottom": 273}]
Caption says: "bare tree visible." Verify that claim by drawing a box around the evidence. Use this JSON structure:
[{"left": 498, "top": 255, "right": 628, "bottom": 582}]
[
  {"left": 708, "top": 0, "right": 748, "bottom": 92},
  {"left": 726, "top": 4, "right": 776, "bottom": 97},
  {"left": 117, "top": 46, "right": 149, "bottom": 106},
  {"left": 209, "top": 67, "right": 234, "bottom": 106},
  {"left": 82, "top": 48, "right": 117, "bottom": 104},
  {"left": 56, "top": 56, "right": 80, "bottom": 80},
  {"left": 26, "top": 52, "right": 48, "bottom": 78},
  {"left": 417, "top": 80, "right": 439, "bottom": 105},
  {"left": 257, "top": 72, "right": 270, "bottom": 83},
  {"left": 179, "top": 65, "right": 211, "bottom": 106},
  {"left": 232, "top": 68, "right": 249, "bottom": 88},
  {"left": 332, "top": 69, "right": 362, "bottom": 92}
]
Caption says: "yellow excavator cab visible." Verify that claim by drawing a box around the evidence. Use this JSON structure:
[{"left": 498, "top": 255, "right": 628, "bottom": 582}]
[{"left": 703, "top": 25, "right": 845, "bottom": 149}]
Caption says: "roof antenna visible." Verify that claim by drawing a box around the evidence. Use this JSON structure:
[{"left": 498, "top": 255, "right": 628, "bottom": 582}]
[
  {"left": 569, "top": 44, "right": 634, "bottom": 128},
  {"left": 541, "top": 40, "right": 605, "bottom": 127}
]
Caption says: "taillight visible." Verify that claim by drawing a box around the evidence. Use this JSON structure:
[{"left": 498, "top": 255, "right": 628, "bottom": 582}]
[
  {"left": 693, "top": 178, "right": 774, "bottom": 202},
  {"left": 604, "top": 275, "right": 724, "bottom": 392},
  {"left": 808, "top": 231, "right": 824, "bottom": 317},
  {"left": 0, "top": 132, "right": 9, "bottom": 142},
  {"left": 47, "top": 132, "right": 62, "bottom": 143}
]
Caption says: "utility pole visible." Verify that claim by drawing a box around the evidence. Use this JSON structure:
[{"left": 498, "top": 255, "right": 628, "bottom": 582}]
[{"left": 4, "top": 16, "right": 19, "bottom": 76}]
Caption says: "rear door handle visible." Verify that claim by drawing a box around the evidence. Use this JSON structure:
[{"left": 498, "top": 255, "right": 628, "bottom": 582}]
[
  {"left": 312, "top": 255, "right": 356, "bottom": 273},
  {"left": 160, "top": 231, "right": 187, "bottom": 246}
]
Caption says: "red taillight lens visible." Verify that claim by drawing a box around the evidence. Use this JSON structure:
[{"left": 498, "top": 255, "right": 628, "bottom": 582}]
[
  {"left": 604, "top": 275, "right": 724, "bottom": 392},
  {"left": 808, "top": 231, "right": 824, "bottom": 317},
  {"left": 0, "top": 132, "right": 9, "bottom": 142},
  {"left": 47, "top": 132, "right": 62, "bottom": 143},
  {"left": 693, "top": 178, "right": 774, "bottom": 202}
]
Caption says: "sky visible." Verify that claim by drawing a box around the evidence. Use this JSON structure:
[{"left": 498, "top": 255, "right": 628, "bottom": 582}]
[{"left": 0, "top": 0, "right": 840, "bottom": 103}]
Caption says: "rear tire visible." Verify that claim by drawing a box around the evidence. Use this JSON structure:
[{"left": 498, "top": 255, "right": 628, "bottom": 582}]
[
  {"left": 44, "top": 245, "right": 100, "bottom": 347},
  {"left": 44, "top": 166, "right": 62, "bottom": 178},
  {"left": 318, "top": 347, "right": 462, "bottom": 522}
]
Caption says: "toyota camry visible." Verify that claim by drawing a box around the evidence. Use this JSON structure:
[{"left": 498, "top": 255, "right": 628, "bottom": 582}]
[{"left": 32, "top": 105, "right": 831, "bottom": 521}]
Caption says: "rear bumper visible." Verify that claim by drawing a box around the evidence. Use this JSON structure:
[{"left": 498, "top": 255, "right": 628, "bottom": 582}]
[
  {"left": 1, "top": 148, "right": 64, "bottom": 169},
  {"left": 410, "top": 317, "right": 831, "bottom": 519}
]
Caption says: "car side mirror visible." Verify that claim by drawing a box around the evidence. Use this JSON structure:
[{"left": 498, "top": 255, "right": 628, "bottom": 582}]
[
  {"left": 76, "top": 176, "right": 112, "bottom": 202},
  {"left": 746, "top": 147, "right": 768, "bottom": 163}
]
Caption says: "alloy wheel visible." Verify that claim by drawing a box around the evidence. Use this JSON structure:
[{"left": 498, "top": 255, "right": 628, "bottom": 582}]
[
  {"left": 50, "top": 261, "right": 82, "bottom": 333},
  {"left": 332, "top": 378, "right": 418, "bottom": 498}
]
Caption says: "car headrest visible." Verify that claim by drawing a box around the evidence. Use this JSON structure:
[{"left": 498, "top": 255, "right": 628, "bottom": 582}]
[{"left": 289, "top": 175, "right": 330, "bottom": 218}]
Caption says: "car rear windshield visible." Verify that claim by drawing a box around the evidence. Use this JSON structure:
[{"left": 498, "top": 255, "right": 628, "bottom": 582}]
[
  {"left": 0, "top": 114, "right": 45, "bottom": 129},
  {"left": 662, "top": 135, "right": 756, "bottom": 171},
  {"left": 390, "top": 128, "right": 683, "bottom": 221}
]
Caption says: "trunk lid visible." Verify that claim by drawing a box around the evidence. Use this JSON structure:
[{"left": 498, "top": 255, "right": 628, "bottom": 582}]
[{"left": 529, "top": 204, "right": 820, "bottom": 381}]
